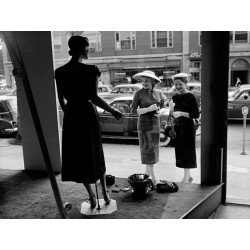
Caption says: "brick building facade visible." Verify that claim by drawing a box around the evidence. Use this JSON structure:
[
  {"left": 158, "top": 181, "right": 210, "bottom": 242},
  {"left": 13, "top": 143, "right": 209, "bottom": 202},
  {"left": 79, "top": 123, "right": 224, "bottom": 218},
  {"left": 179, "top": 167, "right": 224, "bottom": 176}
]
[{"left": 2, "top": 31, "right": 250, "bottom": 88}]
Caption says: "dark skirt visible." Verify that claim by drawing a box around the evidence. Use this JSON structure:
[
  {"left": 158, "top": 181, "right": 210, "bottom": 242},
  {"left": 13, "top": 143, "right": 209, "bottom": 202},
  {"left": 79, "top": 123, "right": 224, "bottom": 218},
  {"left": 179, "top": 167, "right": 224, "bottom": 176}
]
[
  {"left": 138, "top": 115, "right": 160, "bottom": 165},
  {"left": 61, "top": 101, "right": 106, "bottom": 183},
  {"left": 174, "top": 117, "right": 197, "bottom": 169}
]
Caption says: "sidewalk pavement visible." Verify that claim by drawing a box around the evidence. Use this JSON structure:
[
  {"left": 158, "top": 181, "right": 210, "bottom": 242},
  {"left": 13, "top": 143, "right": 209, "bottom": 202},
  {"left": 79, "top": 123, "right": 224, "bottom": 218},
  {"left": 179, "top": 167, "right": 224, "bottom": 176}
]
[{"left": 1, "top": 136, "right": 250, "bottom": 203}]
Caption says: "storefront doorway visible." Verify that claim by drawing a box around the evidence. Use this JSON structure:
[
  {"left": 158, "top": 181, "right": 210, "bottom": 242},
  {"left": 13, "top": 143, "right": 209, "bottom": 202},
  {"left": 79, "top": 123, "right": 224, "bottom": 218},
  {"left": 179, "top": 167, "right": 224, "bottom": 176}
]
[{"left": 231, "top": 59, "right": 249, "bottom": 86}]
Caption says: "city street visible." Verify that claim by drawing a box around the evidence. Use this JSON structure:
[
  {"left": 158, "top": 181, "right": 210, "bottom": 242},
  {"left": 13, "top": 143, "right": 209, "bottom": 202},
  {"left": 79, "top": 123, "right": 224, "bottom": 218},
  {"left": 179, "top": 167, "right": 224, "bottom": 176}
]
[{"left": 0, "top": 121, "right": 250, "bottom": 203}]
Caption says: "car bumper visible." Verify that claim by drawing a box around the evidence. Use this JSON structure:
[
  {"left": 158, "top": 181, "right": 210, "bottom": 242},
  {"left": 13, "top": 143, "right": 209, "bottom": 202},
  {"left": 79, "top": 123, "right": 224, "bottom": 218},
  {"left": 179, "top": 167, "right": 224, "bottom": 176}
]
[{"left": 4, "top": 127, "right": 18, "bottom": 133}]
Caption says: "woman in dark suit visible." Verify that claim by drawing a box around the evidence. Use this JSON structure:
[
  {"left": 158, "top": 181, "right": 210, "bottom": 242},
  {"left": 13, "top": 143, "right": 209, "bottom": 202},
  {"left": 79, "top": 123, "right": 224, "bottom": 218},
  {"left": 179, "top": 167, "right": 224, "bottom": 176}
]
[
  {"left": 171, "top": 73, "right": 200, "bottom": 183},
  {"left": 55, "top": 35, "right": 124, "bottom": 208}
]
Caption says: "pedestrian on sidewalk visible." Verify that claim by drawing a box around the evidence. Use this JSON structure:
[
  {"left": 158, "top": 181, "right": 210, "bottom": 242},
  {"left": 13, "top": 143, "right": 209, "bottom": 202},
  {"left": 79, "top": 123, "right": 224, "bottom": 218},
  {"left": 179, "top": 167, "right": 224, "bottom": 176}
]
[
  {"left": 171, "top": 73, "right": 200, "bottom": 183},
  {"left": 131, "top": 70, "right": 166, "bottom": 184},
  {"left": 55, "top": 35, "right": 124, "bottom": 208}
]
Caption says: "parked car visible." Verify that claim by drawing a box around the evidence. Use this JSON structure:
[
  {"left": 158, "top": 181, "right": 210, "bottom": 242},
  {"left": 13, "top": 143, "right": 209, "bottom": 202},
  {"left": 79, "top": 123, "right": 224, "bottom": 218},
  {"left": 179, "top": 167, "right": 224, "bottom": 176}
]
[
  {"left": 228, "top": 84, "right": 250, "bottom": 120},
  {"left": 101, "top": 83, "right": 143, "bottom": 101},
  {"left": 163, "top": 82, "right": 201, "bottom": 103},
  {"left": 106, "top": 84, "right": 114, "bottom": 90},
  {"left": 228, "top": 86, "right": 238, "bottom": 98},
  {"left": 97, "top": 96, "right": 172, "bottom": 146},
  {"left": 0, "top": 95, "right": 18, "bottom": 137},
  {"left": 98, "top": 85, "right": 112, "bottom": 98}
]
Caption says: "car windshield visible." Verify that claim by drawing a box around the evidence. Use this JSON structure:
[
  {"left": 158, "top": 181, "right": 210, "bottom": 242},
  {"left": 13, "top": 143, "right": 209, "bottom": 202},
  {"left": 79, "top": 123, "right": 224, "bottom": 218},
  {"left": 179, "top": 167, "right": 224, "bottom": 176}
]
[
  {"left": 112, "top": 102, "right": 131, "bottom": 113},
  {"left": 111, "top": 87, "right": 134, "bottom": 93}
]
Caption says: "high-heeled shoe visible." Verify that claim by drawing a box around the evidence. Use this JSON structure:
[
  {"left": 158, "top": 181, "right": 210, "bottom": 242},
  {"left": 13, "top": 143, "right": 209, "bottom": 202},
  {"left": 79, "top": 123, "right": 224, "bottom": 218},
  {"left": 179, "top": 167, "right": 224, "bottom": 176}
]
[
  {"left": 102, "top": 189, "right": 111, "bottom": 204},
  {"left": 87, "top": 194, "right": 97, "bottom": 208}
]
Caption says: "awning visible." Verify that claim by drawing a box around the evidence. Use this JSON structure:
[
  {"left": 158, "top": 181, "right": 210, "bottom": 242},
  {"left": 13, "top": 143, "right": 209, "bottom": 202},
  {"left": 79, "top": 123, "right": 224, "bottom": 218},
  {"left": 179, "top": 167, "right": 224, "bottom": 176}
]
[{"left": 122, "top": 60, "right": 180, "bottom": 70}]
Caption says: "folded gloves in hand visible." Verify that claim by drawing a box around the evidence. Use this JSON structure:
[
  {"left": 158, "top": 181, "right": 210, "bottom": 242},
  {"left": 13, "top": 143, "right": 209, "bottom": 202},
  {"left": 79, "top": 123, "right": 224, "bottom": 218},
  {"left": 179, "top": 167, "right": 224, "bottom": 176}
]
[{"left": 172, "top": 111, "right": 182, "bottom": 118}]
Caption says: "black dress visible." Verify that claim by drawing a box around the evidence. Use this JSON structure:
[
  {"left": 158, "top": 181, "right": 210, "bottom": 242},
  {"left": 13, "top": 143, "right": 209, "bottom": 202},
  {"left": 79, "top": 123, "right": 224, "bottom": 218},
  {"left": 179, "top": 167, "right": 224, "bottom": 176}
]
[
  {"left": 55, "top": 61, "right": 106, "bottom": 183},
  {"left": 172, "top": 92, "right": 199, "bottom": 169}
]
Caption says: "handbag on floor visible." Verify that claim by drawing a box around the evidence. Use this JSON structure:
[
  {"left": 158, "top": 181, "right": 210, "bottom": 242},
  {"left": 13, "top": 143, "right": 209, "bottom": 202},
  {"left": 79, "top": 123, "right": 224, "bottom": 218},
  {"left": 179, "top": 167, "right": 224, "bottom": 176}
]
[
  {"left": 106, "top": 174, "right": 115, "bottom": 186},
  {"left": 155, "top": 180, "right": 178, "bottom": 193}
]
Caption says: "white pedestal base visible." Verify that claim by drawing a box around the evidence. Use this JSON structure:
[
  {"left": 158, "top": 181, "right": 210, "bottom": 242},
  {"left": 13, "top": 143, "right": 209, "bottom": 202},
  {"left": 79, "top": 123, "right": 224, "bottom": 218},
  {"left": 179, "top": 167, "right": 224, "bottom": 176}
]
[{"left": 80, "top": 199, "right": 117, "bottom": 215}]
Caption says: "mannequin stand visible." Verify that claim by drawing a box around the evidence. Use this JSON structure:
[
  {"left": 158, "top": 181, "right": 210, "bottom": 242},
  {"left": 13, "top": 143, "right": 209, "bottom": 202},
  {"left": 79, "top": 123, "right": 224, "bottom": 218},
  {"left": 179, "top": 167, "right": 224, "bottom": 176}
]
[{"left": 80, "top": 183, "right": 117, "bottom": 215}]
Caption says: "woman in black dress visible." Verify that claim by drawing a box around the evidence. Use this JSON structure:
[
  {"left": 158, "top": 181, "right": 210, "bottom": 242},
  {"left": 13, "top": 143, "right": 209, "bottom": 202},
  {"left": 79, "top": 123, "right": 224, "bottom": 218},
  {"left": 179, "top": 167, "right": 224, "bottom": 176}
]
[
  {"left": 55, "top": 36, "right": 124, "bottom": 208},
  {"left": 171, "top": 73, "right": 200, "bottom": 183}
]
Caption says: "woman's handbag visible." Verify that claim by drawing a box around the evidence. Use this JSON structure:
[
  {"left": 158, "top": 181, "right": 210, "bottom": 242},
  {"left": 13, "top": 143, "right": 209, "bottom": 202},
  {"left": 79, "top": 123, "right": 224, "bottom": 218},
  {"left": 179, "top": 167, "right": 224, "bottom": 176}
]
[
  {"left": 165, "top": 111, "right": 176, "bottom": 140},
  {"left": 106, "top": 174, "right": 115, "bottom": 186},
  {"left": 155, "top": 180, "right": 178, "bottom": 193}
]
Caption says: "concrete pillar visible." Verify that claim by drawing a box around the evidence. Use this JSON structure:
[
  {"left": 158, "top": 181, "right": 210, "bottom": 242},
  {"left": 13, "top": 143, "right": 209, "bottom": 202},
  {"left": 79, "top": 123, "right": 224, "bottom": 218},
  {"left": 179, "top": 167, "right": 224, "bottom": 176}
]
[
  {"left": 4, "top": 31, "right": 61, "bottom": 172},
  {"left": 201, "top": 32, "right": 229, "bottom": 199}
]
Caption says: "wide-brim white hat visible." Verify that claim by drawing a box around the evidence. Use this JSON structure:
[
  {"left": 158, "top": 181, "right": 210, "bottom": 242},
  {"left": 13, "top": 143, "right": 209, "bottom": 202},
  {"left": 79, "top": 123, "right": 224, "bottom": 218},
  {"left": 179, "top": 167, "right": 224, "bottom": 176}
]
[
  {"left": 133, "top": 70, "right": 161, "bottom": 83},
  {"left": 172, "top": 73, "right": 190, "bottom": 79}
]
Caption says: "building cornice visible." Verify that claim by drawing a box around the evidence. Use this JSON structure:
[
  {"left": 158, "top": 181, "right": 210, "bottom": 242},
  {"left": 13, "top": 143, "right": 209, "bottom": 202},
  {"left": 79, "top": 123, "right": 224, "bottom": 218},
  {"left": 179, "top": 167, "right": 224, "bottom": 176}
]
[
  {"left": 229, "top": 51, "right": 250, "bottom": 57},
  {"left": 54, "top": 52, "right": 188, "bottom": 64}
]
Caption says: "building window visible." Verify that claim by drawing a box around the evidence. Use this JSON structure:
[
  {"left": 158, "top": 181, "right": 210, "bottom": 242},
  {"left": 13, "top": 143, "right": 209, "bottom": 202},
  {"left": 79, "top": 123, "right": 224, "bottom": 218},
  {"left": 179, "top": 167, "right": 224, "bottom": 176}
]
[
  {"left": 151, "top": 31, "right": 173, "bottom": 48},
  {"left": 199, "top": 31, "right": 202, "bottom": 46},
  {"left": 230, "top": 31, "right": 249, "bottom": 44},
  {"left": 82, "top": 31, "right": 102, "bottom": 52},
  {"left": 53, "top": 36, "right": 62, "bottom": 53},
  {"left": 190, "top": 61, "right": 201, "bottom": 81},
  {"left": 235, "top": 31, "right": 248, "bottom": 43},
  {"left": 115, "top": 31, "right": 136, "bottom": 50}
]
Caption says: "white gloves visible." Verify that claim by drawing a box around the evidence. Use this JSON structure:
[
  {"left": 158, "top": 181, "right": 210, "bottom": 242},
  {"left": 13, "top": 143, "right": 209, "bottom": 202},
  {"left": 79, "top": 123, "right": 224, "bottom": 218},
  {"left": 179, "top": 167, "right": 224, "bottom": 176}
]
[
  {"left": 148, "top": 104, "right": 158, "bottom": 112},
  {"left": 154, "top": 108, "right": 167, "bottom": 117},
  {"left": 173, "top": 111, "right": 182, "bottom": 118},
  {"left": 137, "top": 104, "right": 158, "bottom": 116}
]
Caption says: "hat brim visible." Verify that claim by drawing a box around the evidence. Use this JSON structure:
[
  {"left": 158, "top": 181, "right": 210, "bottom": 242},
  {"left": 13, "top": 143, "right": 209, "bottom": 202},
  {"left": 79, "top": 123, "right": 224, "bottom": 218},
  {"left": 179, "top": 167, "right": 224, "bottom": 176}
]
[
  {"left": 172, "top": 73, "right": 190, "bottom": 79},
  {"left": 133, "top": 72, "right": 161, "bottom": 83}
]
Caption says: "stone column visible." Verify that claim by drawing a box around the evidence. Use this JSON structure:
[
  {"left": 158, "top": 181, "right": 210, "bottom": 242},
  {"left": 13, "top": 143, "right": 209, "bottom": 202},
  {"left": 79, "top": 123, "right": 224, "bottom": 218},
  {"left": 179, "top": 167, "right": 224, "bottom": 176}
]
[
  {"left": 201, "top": 32, "right": 230, "bottom": 202},
  {"left": 5, "top": 31, "right": 61, "bottom": 172}
]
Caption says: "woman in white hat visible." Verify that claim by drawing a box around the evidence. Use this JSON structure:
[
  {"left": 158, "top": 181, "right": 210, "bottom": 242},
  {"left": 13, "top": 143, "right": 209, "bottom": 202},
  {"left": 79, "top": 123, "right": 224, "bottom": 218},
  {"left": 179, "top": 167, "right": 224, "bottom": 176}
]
[
  {"left": 131, "top": 70, "right": 166, "bottom": 184},
  {"left": 170, "top": 73, "right": 200, "bottom": 183}
]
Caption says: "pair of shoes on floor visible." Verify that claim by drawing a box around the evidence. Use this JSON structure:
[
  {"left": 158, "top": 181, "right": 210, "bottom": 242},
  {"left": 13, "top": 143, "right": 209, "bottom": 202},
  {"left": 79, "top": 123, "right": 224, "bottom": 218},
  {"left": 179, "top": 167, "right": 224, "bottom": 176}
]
[{"left": 102, "top": 189, "right": 111, "bottom": 204}]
